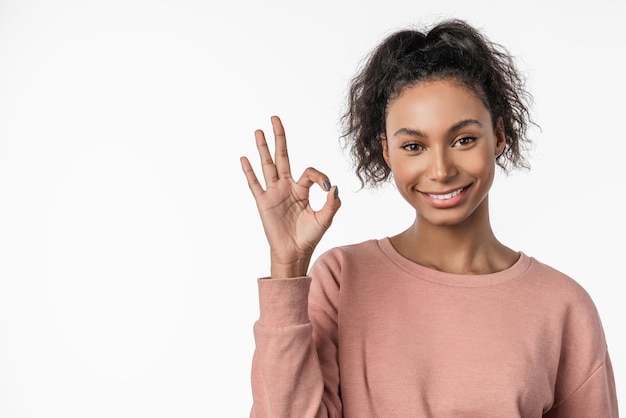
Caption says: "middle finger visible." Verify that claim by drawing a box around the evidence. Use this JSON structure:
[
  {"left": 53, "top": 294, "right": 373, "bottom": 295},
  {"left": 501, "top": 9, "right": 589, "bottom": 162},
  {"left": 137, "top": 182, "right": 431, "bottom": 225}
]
[{"left": 255, "top": 129, "right": 279, "bottom": 185}]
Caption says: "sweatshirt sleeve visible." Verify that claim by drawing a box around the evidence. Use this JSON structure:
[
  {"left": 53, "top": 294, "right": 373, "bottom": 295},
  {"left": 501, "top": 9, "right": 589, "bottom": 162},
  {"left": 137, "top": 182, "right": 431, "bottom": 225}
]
[
  {"left": 543, "top": 352, "right": 618, "bottom": 418},
  {"left": 542, "top": 281, "right": 619, "bottom": 418},
  {"left": 250, "top": 274, "right": 342, "bottom": 418}
]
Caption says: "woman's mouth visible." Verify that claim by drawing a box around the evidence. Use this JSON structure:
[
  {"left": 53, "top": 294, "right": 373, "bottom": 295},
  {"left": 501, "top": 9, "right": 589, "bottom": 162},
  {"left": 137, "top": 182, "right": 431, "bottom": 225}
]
[
  {"left": 420, "top": 185, "right": 470, "bottom": 208},
  {"left": 427, "top": 187, "right": 465, "bottom": 200}
]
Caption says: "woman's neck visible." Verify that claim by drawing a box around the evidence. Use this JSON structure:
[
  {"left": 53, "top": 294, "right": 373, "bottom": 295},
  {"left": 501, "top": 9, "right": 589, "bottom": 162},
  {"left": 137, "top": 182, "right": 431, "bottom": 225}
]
[{"left": 390, "top": 209, "right": 518, "bottom": 275}]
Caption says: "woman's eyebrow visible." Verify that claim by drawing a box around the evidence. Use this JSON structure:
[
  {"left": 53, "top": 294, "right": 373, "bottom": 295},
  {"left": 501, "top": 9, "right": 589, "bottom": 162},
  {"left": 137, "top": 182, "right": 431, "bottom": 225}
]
[
  {"left": 448, "top": 119, "right": 483, "bottom": 134},
  {"left": 392, "top": 127, "right": 426, "bottom": 138},
  {"left": 392, "top": 119, "right": 484, "bottom": 138}
]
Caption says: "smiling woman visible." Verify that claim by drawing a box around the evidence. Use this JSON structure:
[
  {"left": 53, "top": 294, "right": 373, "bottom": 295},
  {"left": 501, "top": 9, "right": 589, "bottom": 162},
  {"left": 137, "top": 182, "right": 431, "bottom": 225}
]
[{"left": 241, "top": 18, "right": 618, "bottom": 417}]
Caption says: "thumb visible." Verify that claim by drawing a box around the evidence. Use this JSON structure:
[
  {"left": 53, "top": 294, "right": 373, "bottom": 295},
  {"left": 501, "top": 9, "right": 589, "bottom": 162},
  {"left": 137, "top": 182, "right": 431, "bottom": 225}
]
[{"left": 316, "top": 185, "right": 341, "bottom": 229}]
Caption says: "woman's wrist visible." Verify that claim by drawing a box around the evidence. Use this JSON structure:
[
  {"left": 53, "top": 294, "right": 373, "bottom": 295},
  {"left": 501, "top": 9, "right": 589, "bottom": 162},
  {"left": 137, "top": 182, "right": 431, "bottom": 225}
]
[{"left": 269, "top": 258, "right": 311, "bottom": 279}]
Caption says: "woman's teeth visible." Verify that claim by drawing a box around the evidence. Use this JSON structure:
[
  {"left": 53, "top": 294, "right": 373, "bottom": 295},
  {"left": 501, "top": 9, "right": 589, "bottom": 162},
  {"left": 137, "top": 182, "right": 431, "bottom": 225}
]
[{"left": 428, "top": 187, "right": 464, "bottom": 200}]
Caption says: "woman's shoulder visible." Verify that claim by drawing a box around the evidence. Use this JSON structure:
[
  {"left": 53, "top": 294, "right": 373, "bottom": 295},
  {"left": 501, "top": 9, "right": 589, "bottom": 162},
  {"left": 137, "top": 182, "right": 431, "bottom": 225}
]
[
  {"left": 524, "top": 255, "right": 599, "bottom": 310},
  {"left": 308, "top": 238, "right": 392, "bottom": 280},
  {"left": 315, "top": 238, "right": 388, "bottom": 265},
  {"left": 307, "top": 238, "right": 388, "bottom": 300}
]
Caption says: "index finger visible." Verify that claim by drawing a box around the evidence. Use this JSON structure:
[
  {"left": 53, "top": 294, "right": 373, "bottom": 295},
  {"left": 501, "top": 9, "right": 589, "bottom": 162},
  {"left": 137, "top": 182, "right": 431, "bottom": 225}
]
[{"left": 271, "top": 115, "right": 292, "bottom": 178}]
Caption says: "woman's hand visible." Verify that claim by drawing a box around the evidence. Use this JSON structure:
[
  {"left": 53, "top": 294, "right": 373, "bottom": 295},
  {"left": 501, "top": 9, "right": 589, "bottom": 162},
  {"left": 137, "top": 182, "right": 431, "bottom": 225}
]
[{"left": 240, "top": 116, "right": 341, "bottom": 278}]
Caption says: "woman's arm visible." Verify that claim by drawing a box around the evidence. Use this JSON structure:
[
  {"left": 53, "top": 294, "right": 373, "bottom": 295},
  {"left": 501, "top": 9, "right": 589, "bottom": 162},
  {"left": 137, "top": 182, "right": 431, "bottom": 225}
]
[
  {"left": 250, "top": 275, "right": 341, "bottom": 418},
  {"left": 242, "top": 116, "right": 342, "bottom": 417}
]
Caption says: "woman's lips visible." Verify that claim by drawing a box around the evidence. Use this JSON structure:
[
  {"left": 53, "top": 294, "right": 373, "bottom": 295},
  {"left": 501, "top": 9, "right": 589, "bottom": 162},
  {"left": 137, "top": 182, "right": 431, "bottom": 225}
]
[
  {"left": 420, "top": 185, "right": 470, "bottom": 208},
  {"left": 427, "top": 187, "right": 465, "bottom": 200}
]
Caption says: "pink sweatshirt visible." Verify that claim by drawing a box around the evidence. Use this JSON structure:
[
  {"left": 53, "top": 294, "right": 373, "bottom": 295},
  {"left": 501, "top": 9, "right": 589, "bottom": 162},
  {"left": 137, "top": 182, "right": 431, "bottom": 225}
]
[{"left": 251, "top": 238, "right": 618, "bottom": 417}]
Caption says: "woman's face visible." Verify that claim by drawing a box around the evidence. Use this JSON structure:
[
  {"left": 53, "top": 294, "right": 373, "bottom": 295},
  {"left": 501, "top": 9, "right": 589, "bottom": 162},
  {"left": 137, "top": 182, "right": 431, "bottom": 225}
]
[{"left": 382, "top": 80, "right": 505, "bottom": 227}]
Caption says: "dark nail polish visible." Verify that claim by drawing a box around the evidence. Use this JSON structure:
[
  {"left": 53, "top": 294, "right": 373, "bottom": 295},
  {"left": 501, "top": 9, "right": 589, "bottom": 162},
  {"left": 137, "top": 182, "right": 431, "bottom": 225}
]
[
  {"left": 323, "top": 180, "right": 331, "bottom": 191},
  {"left": 334, "top": 186, "right": 339, "bottom": 199}
]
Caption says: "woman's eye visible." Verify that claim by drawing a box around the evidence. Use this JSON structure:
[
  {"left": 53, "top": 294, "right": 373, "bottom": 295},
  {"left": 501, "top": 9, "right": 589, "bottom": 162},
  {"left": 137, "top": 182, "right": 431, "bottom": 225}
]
[
  {"left": 401, "top": 143, "right": 423, "bottom": 152},
  {"left": 455, "top": 136, "right": 477, "bottom": 146}
]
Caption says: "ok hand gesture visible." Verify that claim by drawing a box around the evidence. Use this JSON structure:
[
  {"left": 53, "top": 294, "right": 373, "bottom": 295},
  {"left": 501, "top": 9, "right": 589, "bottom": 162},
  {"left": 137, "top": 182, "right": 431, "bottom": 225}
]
[{"left": 240, "top": 116, "right": 341, "bottom": 278}]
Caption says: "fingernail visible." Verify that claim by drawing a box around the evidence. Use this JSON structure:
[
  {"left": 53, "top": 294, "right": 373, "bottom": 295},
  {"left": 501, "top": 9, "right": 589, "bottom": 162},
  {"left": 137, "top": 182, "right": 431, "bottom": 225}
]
[
  {"left": 334, "top": 186, "right": 339, "bottom": 199},
  {"left": 323, "top": 180, "right": 331, "bottom": 191}
]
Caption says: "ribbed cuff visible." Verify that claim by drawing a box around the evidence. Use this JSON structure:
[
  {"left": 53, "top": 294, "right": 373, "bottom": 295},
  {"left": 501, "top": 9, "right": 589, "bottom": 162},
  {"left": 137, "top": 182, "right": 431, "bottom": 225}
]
[{"left": 257, "top": 277, "right": 312, "bottom": 326}]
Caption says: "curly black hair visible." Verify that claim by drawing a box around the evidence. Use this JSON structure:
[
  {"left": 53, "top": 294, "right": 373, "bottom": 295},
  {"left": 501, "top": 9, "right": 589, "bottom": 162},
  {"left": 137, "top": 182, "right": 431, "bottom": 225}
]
[{"left": 341, "top": 19, "right": 535, "bottom": 188}]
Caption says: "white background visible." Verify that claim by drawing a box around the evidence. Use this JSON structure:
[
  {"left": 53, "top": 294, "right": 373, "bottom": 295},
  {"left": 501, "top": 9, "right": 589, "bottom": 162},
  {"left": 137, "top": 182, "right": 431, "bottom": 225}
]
[{"left": 0, "top": 0, "right": 624, "bottom": 416}]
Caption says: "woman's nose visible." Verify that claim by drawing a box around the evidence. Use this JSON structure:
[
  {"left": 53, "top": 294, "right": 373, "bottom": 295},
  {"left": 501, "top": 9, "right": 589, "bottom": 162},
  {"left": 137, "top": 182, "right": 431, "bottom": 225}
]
[{"left": 426, "top": 149, "right": 457, "bottom": 182}]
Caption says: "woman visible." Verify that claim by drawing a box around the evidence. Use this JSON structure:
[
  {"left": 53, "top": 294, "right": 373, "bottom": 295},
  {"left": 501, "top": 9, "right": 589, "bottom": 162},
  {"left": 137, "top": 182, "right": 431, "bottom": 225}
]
[{"left": 240, "top": 19, "right": 618, "bottom": 417}]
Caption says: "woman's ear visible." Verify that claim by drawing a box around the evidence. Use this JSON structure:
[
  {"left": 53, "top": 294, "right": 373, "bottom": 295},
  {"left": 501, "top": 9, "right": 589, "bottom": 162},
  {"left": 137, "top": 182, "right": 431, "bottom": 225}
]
[
  {"left": 495, "top": 118, "right": 506, "bottom": 157},
  {"left": 381, "top": 133, "right": 390, "bottom": 166}
]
